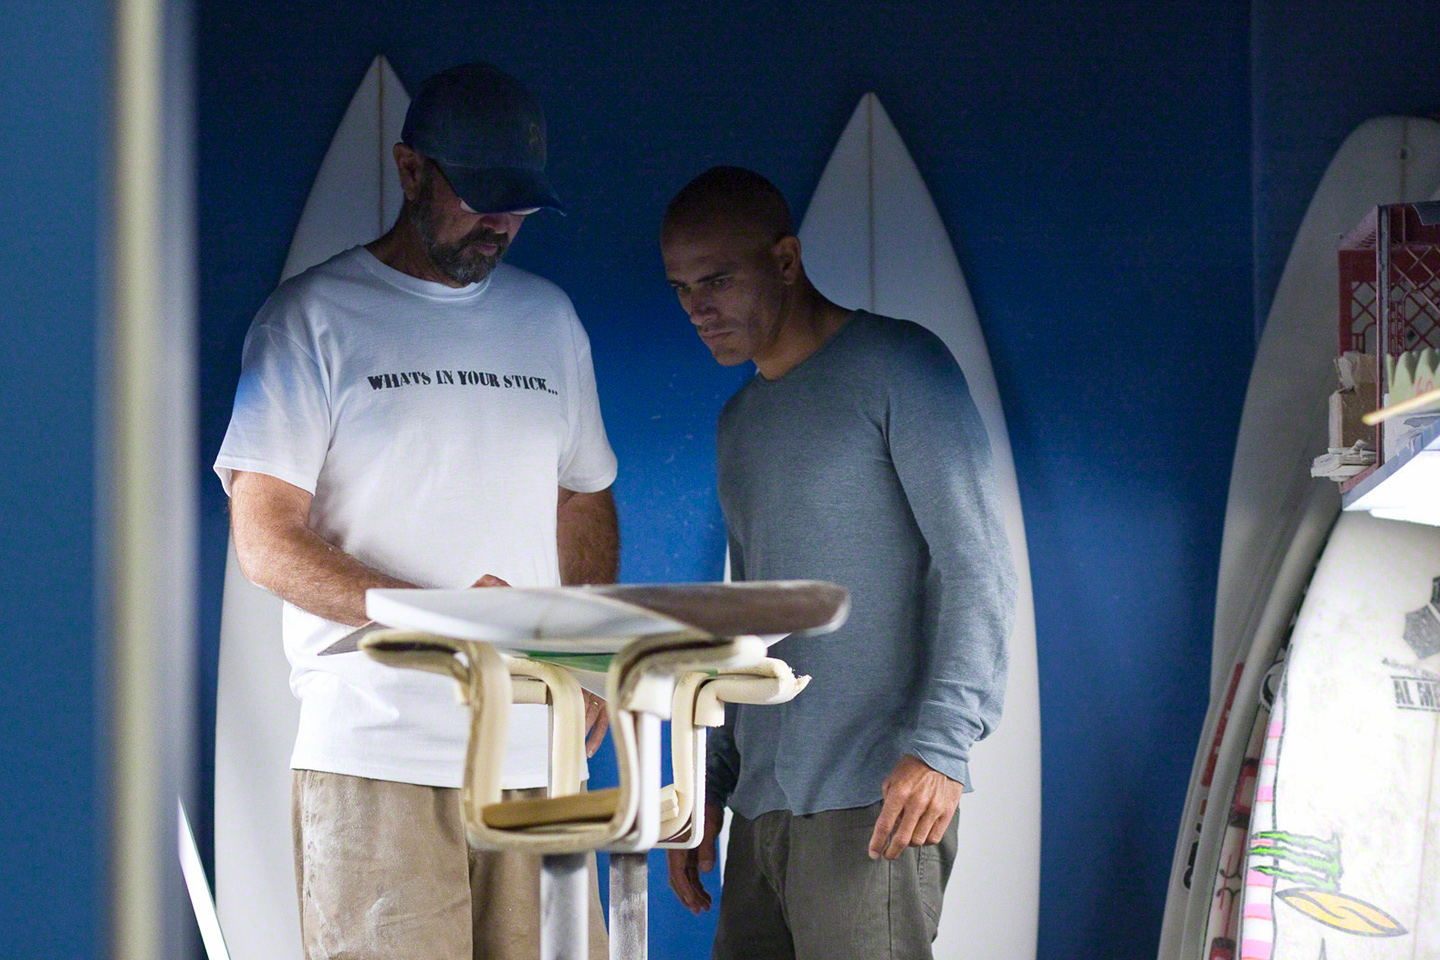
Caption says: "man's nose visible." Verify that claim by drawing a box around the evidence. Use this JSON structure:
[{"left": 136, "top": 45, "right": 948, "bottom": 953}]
[
  {"left": 474, "top": 212, "right": 515, "bottom": 233},
  {"left": 686, "top": 289, "right": 713, "bottom": 321}
]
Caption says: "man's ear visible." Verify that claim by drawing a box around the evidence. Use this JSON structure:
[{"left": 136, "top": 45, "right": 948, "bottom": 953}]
[
  {"left": 394, "top": 143, "right": 426, "bottom": 201},
  {"left": 773, "top": 235, "right": 803, "bottom": 284}
]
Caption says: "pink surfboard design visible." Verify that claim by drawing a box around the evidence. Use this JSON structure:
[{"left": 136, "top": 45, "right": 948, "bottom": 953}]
[{"left": 1238, "top": 686, "right": 1285, "bottom": 960}]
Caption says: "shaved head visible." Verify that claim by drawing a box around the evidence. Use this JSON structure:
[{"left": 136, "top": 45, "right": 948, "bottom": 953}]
[
  {"left": 662, "top": 166, "right": 793, "bottom": 249},
  {"left": 661, "top": 166, "right": 845, "bottom": 379}
]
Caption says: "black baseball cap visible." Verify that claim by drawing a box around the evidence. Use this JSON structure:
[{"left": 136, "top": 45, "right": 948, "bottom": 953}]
[{"left": 401, "top": 63, "right": 564, "bottom": 215}]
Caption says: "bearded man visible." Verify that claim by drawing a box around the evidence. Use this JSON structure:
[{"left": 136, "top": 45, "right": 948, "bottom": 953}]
[{"left": 215, "top": 62, "right": 617, "bottom": 960}]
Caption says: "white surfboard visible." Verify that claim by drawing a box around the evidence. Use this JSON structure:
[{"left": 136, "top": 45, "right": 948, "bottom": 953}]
[
  {"left": 1211, "top": 117, "right": 1440, "bottom": 697},
  {"left": 214, "top": 55, "right": 408, "bottom": 960},
  {"left": 1201, "top": 651, "right": 1284, "bottom": 958},
  {"left": 1161, "top": 117, "right": 1440, "bottom": 960},
  {"left": 797, "top": 93, "right": 1041, "bottom": 960},
  {"left": 1237, "top": 512, "right": 1440, "bottom": 960},
  {"left": 1186, "top": 179, "right": 1440, "bottom": 960},
  {"left": 1166, "top": 484, "right": 1335, "bottom": 960}
]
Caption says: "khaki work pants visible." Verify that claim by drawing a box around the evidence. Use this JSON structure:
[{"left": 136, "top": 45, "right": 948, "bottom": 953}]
[{"left": 292, "top": 769, "right": 608, "bottom": 960}]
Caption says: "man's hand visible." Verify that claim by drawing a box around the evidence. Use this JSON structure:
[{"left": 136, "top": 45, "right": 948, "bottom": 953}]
[
  {"left": 868, "top": 754, "right": 962, "bottom": 860},
  {"left": 667, "top": 801, "right": 724, "bottom": 914},
  {"left": 472, "top": 572, "right": 608, "bottom": 755},
  {"left": 582, "top": 690, "right": 608, "bottom": 756}
]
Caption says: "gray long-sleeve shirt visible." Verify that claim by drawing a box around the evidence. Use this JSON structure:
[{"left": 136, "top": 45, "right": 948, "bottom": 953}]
[{"left": 709, "top": 311, "right": 1016, "bottom": 817}]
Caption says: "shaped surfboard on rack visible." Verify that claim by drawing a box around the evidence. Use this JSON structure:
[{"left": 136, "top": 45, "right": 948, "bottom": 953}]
[
  {"left": 340, "top": 580, "right": 850, "bottom": 700},
  {"left": 1237, "top": 512, "right": 1440, "bottom": 960},
  {"left": 214, "top": 55, "right": 408, "bottom": 960},
  {"left": 324, "top": 580, "right": 852, "bottom": 656},
  {"left": 1160, "top": 117, "right": 1440, "bottom": 960},
  {"left": 797, "top": 93, "right": 1041, "bottom": 960}
]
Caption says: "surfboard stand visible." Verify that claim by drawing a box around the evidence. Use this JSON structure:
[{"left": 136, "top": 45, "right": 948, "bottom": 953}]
[
  {"left": 357, "top": 584, "right": 838, "bottom": 960},
  {"left": 607, "top": 853, "right": 647, "bottom": 960}
]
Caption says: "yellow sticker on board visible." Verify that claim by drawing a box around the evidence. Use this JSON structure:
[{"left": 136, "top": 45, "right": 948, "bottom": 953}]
[{"left": 1276, "top": 888, "right": 1407, "bottom": 937}]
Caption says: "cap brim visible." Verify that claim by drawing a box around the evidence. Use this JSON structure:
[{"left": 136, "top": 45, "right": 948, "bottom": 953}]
[{"left": 438, "top": 162, "right": 565, "bottom": 215}]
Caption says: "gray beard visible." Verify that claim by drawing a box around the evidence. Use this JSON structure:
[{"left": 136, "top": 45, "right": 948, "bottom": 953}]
[{"left": 409, "top": 172, "right": 510, "bottom": 284}]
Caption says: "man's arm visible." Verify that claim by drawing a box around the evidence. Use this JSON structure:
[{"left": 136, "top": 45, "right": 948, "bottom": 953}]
[
  {"left": 229, "top": 470, "right": 416, "bottom": 626},
  {"left": 667, "top": 533, "right": 743, "bottom": 911},
  {"left": 557, "top": 486, "right": 618, "bottom": 586},
  {"left": 557, "top": 485, "right": 619, "bottom": 755},
  {"left": 868, "top": 328, "right": 1017, "bottom": 859}
]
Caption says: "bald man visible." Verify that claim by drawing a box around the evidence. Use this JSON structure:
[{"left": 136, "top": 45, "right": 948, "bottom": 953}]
[{"left": 661, "top": 166, "right": 1016, "bottom": 960}]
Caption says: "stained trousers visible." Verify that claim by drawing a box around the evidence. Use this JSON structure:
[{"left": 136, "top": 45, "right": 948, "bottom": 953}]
[{"left": 292, "top": 769, "right": 608, "bottom": 960}]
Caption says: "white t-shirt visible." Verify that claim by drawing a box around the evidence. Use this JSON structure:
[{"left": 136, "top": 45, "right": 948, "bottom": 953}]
[{"left": 215, "top": 247, "right": 618, "bottom": 789}]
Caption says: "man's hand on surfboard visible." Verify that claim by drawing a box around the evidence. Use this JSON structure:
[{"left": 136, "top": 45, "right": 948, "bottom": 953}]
[
  {"left": 581, "top": 689, "right": 608, "bottom": 756},
  {"left": 469, "top": 572, "right": 610, "bottom": 754},
  {"left": 666, "top": 801, "right": 725, "bottom": 914},
  {"left": 868, "top": 754, "right": 962, "bottom": 860}
]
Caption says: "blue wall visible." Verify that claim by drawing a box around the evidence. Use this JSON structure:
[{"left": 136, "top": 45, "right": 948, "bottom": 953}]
[
  {"left": 1252, "top": 1, "right": 1440, "bottom": 335},
  {"left": 0, "top": 1, "right": 107, "bottom": 958}
]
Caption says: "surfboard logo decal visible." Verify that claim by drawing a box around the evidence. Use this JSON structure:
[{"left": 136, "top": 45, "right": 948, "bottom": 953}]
[
  {"left": 1249, "top": 831, "right": 1342, "bottom": 890},
  {"left": 1402, "top": 575, "right": 1440, "bottom": 659},
  {"left": 1272, "top": 888, "right": 1408, "bottom": 937},
  {"left": 1391, "top": 673, "right": 1440, "bottom": 711},
  {"left": 1250, "top": 831, "right": 1407, "bottom": 938}
]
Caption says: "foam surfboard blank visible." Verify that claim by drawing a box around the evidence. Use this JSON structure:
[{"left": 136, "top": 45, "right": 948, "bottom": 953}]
[{"left": 213, "top": 55, "right": 408, "bottom": 960}]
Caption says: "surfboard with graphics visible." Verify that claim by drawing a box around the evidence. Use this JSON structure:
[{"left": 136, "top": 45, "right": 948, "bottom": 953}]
[
  {"left": 797, "top": 93, "right": 1041, "bottom": 959},
  {"left": 1237, "top": 665, "right": 1288, "bottom": 960},
  {"left": 1162, "top": 117, "right": 1440, "bottom": 960},
  {"left": 1212, "top": 117, "right": 1440, "bottom": 697},
  {"left": 1203, "top": 652, "right": 1285, "bottom": 959},
  {"left": 213, "top": 55, "right": 408, "bottom": 960},
  {"left": 1236, "top": 511, "right": 1440, "bottom": 960},
  {"left": 1170, "top": 484, "right": 1335, "bottom": 960}
]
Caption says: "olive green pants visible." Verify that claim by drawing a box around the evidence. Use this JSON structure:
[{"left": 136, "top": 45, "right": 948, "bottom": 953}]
[
  {"left": 292, "top": 770, "right": 607, "bottom": 960},
  {"left": 714, "top": 801, "right": 958, "bottom": 960}
]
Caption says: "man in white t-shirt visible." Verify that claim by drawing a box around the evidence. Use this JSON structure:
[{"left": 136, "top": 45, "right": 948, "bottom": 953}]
[{"left": 214, "top": 63, "right": 617, "bottom": 960}]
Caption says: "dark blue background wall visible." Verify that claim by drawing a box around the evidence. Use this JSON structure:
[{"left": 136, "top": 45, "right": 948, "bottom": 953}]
[
  {"left": 0, "top": 2, "right": 107, "bottom": 959},
  {"left": 1252, "top": 2, "right": 1440, "bottom": 336},
  {"left": 8, "top": 2, "right": 1440, "bottom": 959}
]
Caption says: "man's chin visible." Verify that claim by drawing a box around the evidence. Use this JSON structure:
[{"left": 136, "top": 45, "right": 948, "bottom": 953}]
[
  {"left": 706, "top": 345, "right": 751, "bottom": 367},
  {"left": 438, "top": 253, "right": 503, "bottom": 285}
]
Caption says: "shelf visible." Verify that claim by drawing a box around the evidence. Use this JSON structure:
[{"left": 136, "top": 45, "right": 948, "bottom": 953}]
[{"left": 1343, "top": 414, "right": 1440, "bottom": 526}]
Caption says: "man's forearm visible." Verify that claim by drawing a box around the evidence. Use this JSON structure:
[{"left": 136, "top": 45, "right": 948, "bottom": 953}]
[
  {"left": 557, "top": 486, "right": 619, "bottom": 585},
  {"left": 705, "top": 717, "right": 740, "bottom": 810},
  {"left": 240, "top": 522, "right": 413, "bottom": 626},
  {"left": 230, "top": 470, "right": 413, "bottom": 626}
]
